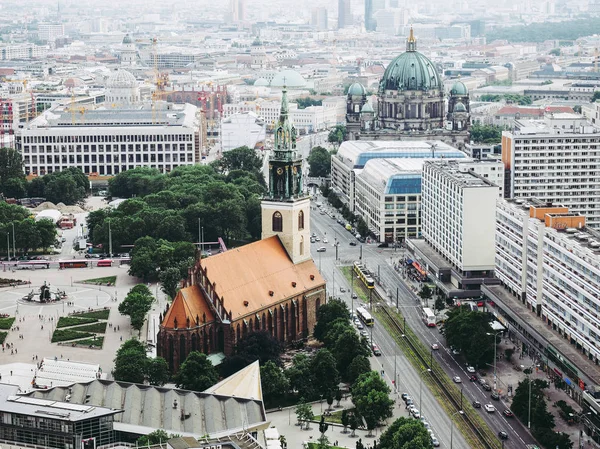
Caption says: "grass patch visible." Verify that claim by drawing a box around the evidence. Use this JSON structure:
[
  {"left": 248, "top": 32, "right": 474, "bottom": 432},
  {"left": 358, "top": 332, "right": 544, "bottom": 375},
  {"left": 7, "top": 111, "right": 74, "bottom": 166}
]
[
  {"left": 80, "top": 276, "right": 117, "bottom": 285},
  {"left": 340, "top": 266, "right": 500, "bottom": 449},
  {"left": 0, "top": 317, "right": 15, "bottom": 330},
  {"left": 75, "top": 309, "right": 110, "bottom": 320},
  {"left": 314, "top": 407, "right": 355, "bottom": 424},
  {"left": 0, "top": 332, "right": 7, "bottom": 344},
  {"left": 51, "top": 329, "right": 94, "bottom": 343},
  {"left": 69, "top": 322, "right": 107, "bottom": 334},
  {"left": 73, "top": 337, "right": 104, "bottom": 348},
  {"left": 57, "top": 316, "right": 97, "bottom": 328},
  {"left": 307, "top": 444, "right": 345, "bottom": 449}
]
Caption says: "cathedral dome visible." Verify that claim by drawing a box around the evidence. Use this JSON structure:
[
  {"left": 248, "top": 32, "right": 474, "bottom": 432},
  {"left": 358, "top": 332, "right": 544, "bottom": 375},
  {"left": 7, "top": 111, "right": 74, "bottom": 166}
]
[
  {"left": 361, "top": 102, "right": 374, "bottom": 113},
  {"left": 122, "top": 34, "right": 133, "bottom": 45},
  {"left": 254, "top": 78, "right": 269, "bottom": 86},
  {"left": 106, "top": 69, "right": 137, "bottom": 89},
  {"left": 379, "top": 28, "right": 442, "bottom": 92},
  {"left": 270, "top": 70, "right": 306, "bottom": 88},
  {"left": 348, "top": 82, "right": 366, "bottom": 97},
  {"left": 454, "top": 101, "right": 467, "bottom": 112},
  {"left": 450, "top": 80, "right": 468, "bottom": 96}
]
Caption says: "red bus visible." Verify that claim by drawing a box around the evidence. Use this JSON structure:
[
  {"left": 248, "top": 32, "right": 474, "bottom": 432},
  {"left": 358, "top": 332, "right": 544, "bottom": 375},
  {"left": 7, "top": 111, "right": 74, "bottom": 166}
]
[
  {"left": 59, "top": 260, "right": 89, "bottom": 269},
  {"left": 97, "top": 259, "right": 112, "bottom": 267}
]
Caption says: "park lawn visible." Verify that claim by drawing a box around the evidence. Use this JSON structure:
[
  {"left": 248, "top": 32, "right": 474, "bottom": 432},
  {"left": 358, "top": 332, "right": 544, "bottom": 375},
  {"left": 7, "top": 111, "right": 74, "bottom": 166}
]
[
  {"left": 0, "top": 317, "right": 15, "bottom": 330},
  {"left": 57, "top": 316, "right": 97, "bottom": 328},
  {"left": 0, "top": 332, "right": 7, "bottom": 344},
  {"left": 314, "top": 408, "right": 355, "bottom": 425},
  {"left": 76, "top": 310, "right": 110, "bottom": 320},
  {"left": 80, "top": 276, "right": 117, "bottom": 285},
  {"left": 70, "top": 322, "right": 107, "bottom": 334},
  {"left": 74, "top": 337, "right": 104, "bottom": 348},
  {"left": 307, "top": 443, "right": 346, "bottom": 449},
  {"left": 51, "top": 329, "right": 94, "bottom": 343}
]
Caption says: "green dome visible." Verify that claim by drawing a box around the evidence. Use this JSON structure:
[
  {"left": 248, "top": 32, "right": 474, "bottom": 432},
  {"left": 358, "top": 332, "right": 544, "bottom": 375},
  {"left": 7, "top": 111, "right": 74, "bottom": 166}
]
[
  {"left": 379, "top": 50, "right": 442, "bottom": 92},
  {"left": 454, "top": 101, "right": 467, "bottom": 112},
  {"left": 347, "top": 82, "right": 366, "bottom": 96},
  {"left": 361, "top": 102, "right": 374, "bottom": 113},
  {"left": 122, "top": 34, "right": 133, "bottom": 44},
  {"left": 451, "top": 80, "right": 468, "bottom": 96}
]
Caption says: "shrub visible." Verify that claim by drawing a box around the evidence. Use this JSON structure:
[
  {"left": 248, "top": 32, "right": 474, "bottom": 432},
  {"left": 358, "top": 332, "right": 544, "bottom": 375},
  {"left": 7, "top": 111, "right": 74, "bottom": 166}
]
[
  {"left": 0, "top": 317, "right": 15, "bottom": 330},
  {"left": 77, "top": 309, "right": 110, "bottom": 320},
  {"left": 51, "top": 329, "right": 93, "bottom": 342},
  {"left": 57, "top": 317, "right": 97, "bottom": 328}
]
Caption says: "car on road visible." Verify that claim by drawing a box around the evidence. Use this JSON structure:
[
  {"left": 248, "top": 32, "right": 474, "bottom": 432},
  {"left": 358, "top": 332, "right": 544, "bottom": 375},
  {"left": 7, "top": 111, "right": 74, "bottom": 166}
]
[
  {"left": 410, "top": 409, "right": 420, "bottom": 419},
  {"left": 355, "top": 321, "right": 364, "bottom": 330},
  {"left": 466, "top": 366, "right": 476, "bottom": 373},
  {"left": 422, "top": 420, "right": 431, "bottom": 430},
  {"left": 372, "top": 344, "right": 382, "bottom": 356},
  {"left": 491, "top": 392, "right": 500, "bottom": 401},
  {"left": 315, "top": 237, "right": 320, "bottom": 242},
  {"left": 360, "top": 330, "right": 368, "bottom": 338},
  {"left": 430, "top": 436, "right": 440, "bottom": 447},
  {"left": 431, "top": 343, "right": 439, "bottom": 350},
  {"left": 340, "top": 287, "right": 346, "bottom": 292},
  {"left": 352, "top": 292, "right": 358, "bottom": 299},
  {"left": 484, "top": 404, "right": 496, "bottom": 413},
  {"left": 498, "top": 431, "right": 508, "bottom": 440},
  {"left": 316, "top": 247, "right": 327, "bottom": 252},
  {"left": 472, "top": 401, "right": 481, "bottom": 408},
  {"left": 453, "top": 376, "right": 462, "bottom": 383},
  {"left": 482, "top": 383, "right": 492, "bottom": 391},
  {"left": 469, "top": 375, "right": 478, "bottom": 382},
  {"left": 503, "top": 410, "right": 514, "bottom": 418},
  {"left": 323, "top": 238, "right": 328, "bottom": 243},
  {"left": 451, "top": 348, "right": 460, "bottom": 355},
  {"left": 349, "top": 241, "right": 357, "bottom": 246},
  {"left": 405, "top": 398, "right": 414, "bottom": 407},
  {"left": 310, "top": 238, "right": 316, "bottom": 243}
]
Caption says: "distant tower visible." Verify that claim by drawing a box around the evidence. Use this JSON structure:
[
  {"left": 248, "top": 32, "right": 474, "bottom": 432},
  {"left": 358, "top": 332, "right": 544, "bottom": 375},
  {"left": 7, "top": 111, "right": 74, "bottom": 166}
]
[
  {"left": 447, "top": 79, "right": 471, "bottom": 132},
  {"left": 120, "top": 34, "right": 136, "bottom": 66},
  {"left": 229, "top": 0, "right": 245, "bottom": 22},
  {"left": 346, "top": 82, "right": 368, "bottom": 140},
  {"left": 338, "top": 0, "right": 352, "bottom": 29},
  {"left": 365, "top": 0, "right": 376, "bottom": 31},
  {"left": 311, "top": 7, "right": 329, "bottom": 31},
  {"left": 261, "top": 87, "right": 311, "bottom": 265}
]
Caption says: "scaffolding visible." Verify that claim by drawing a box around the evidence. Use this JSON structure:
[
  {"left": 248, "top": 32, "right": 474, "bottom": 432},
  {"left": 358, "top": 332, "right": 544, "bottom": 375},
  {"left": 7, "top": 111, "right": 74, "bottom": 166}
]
[{"left": 0, "top": 98, "right": 14, "bottom": 149}]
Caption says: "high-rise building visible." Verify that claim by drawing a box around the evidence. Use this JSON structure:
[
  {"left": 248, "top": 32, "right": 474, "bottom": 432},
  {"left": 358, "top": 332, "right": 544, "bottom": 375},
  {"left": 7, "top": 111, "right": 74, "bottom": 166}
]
[
  {"left": 365, "top": 0, "right": 376, "bottom": 31},
  {"left": 338, "top": 0, "right": 352, "bottom": 29},
  {"left": 229, "top": 0, "right": 245, "bottom": 22},
  {"left": 501, "top": 118, "right": 600, "bottom": 227},
  {"left": 311, "top": 7, "right": 329, "bottom": 31}
]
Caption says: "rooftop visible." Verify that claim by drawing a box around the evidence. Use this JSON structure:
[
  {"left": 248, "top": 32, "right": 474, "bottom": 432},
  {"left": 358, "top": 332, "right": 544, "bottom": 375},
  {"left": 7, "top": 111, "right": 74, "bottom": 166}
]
[{"left": 424, "top": 160, "right": 498, "bottom": 189}]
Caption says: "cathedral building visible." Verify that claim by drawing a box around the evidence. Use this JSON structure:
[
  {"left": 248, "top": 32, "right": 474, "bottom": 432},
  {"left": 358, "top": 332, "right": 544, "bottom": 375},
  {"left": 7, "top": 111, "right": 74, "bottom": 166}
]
[
  {"left": 157, "top": 88, "right": 326, "bottom": 373},
  {"left": 346, "top": 28, "right": 470, "bottom": 149}
]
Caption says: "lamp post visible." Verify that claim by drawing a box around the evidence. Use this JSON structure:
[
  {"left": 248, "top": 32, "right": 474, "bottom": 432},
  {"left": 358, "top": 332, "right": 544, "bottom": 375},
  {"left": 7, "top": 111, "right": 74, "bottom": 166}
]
[
  {"left": 526, "top": 362, "right": 540, "bottom": 429},
  {"left": 577, "top": 412, "right": 592, "bottom": 449},
  {"left": 11, "top": 222, "right": 15, "bottom": 260},
  {"left": 487, "top": 331, "right": 503, "bottom": 391},
  {"left": 419, "top": 368, "right": 432, "bottom": 417},
  {"left": 6, "top": 233, "right": 10, "bottom": 262},
  {"left": 450, "top": 410, "right": 464, "bottom": 449}
]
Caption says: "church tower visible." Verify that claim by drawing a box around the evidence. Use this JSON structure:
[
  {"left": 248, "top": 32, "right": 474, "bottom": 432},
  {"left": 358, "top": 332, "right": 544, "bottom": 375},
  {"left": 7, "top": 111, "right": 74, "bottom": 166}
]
[{"left": 261, "top": 87, "right": 311, "bottom": 264}]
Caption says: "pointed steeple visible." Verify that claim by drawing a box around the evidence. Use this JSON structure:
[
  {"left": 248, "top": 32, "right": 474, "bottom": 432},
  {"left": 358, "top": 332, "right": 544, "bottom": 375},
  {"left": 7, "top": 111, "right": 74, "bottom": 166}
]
[
  {"left": 279, "top": 85, "right": 290, "bottom": 124},
  {"left": 273, "top": 86, "right": 296, "bottom": 156},
  {"left": 406, "top": 25, "right": 417, "bottom": 52}
]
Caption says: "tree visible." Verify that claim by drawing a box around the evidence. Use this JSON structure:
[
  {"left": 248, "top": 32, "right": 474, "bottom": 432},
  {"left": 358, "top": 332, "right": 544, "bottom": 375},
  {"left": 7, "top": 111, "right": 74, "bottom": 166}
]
[
  {"left": 311, "top": 349, "right": 340, "bottom": 397},
  {"left": 118, "top": 287, "right": 154, "bottom": 333},
  {"left": 592, "top": 91, "right": 600, "bottom": 103},
  {"left": 213, "top": 146, "right": 263, "bottom": 176},
  {"left": 469, "top": 124, "right": 504, "bottom": 144},
  {"left": 347, "top": 355, "right": 371, "bottom": 384},
  {"left": 351, "top": 371, "right": 394, "bottom": 434},
  {"left": 113, "top": 339, "right": 148, "bottom": 384},
  {"left": 348, "top": 412, "right": 358, "bottom": 437},
  {"left": 295, "top": 97, "right": 322, "bottom": 109},
  {"left": 335, "top": 389, "right": 343, "bottom": 407},
  {"left": 136, "top": 429, "right": 171, "bottom": 447},
  {"left": 334, "top": 329, "right": 370, "bottom": 380},
  {"left": 356, "top": 216, "right": 369, "bottom": 238},
  {"left": 146, "top": 357, "right": 170, "bottom": 386},
  {"left": 260, "top": 361, "right": 290, "bottom": 404},
  {"left": 0, "top": 148, "right": 25, "bottom": 193},
  {"left": 295, "top": 401, "right": 312, "bottom": 429},
  {"left": 286, "top": 353, "right": 316, "bottom": 400},
  {"left": 341, "top": 409, "right": 350, "bottom": 433},
  {"left": 434, "top": 296, "right": 445, "bottom": 312},
  {"left": 159, "top": 266, "right": 183, "bottom": 300},
  {"left": 314, "top": 298, "right": 350, "bottom": 342},
  {"left": 444, "top": 307, "right": 495, "bottom": 367},
  {"left": 323, "top": 317, "right": 352, "bottom": 348},
  {"left": 418, "top": 285, "right": 433, "bottom": 307},
  {"left": 308, "top": 146, "right": 332, "bottom": 177},
  {"left": 328, "top": 125, "right": 347, "bottom": 148},
  {"left": 174, "top": 351, "right": 219, "bottom": 391},
  {"left": 232, "top": 330, "right": 284, "bottom": 367},
  {"left": 378, "top": 417, "right": 433, "bottom": 449},
  {"left": 3, "top": 178, "right": 27, "bottom": 199}
]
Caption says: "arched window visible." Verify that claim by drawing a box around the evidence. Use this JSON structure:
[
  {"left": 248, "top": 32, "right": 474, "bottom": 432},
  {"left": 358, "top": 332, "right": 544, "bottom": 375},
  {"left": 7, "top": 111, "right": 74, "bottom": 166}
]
[
  {"left": 272, "top": 211, "right": 283, "bottom": 232},
  {"left": 300, "top": 235, "right": 304, "bottom": 256},
  {"left": 298, "top": 210, "right": 304, "bottom": 230}
]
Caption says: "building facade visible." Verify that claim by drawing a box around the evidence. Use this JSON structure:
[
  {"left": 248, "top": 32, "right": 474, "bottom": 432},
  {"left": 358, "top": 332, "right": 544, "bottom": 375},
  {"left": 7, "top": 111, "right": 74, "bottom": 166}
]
[
  {"left": 502, "top": 119, "right": 600, "bottom": 227},
  {"left": 221, "top": 111, "right": 266, "bottom": 152},
  {"left": 157, "top": 89, "right": 326, "bottom": 372}
]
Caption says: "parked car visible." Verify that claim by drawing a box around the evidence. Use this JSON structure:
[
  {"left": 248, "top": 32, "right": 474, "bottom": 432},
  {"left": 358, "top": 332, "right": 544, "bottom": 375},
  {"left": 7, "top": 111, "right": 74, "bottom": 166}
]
[
  {"left": 401, "top": 393, "right": 410, "bottom": 402},
  {"left": 469, "top": 375, "right": 478, "bottom": 382},
  {"left": 316, "top": 247, "right": 327, "bottom": 252},
  {"left": 431, "top": 343, "right": 439, "bottom": 350},
  {"left": 491, "top": 392, "right": 500, "bottom": 401},
  {"left": 372, "top": 344, "right": 382, "bottom": 356},
  {"left": 453, "top": 376, "right": 462, "bottom": 383},
  {"left": 340, "top": 287, "right": 346, "bottom": 293},
  {"left": 352, "top": 292, "right": 358, "bottom": 299},
  {"left": 482, "top": 383, "right": 492, "bottom": 391},
  {"left": 466, "top": 366, "right": 476, "bottom": 373},
  {"left": 323, "top": 238, "right": 329, "bottom": 243},
  {"left": 472, "top": 401, "right": 481, "bottom": 409},
  {"left": 431, "top": 436, "right": 440, "bottom": 447}
]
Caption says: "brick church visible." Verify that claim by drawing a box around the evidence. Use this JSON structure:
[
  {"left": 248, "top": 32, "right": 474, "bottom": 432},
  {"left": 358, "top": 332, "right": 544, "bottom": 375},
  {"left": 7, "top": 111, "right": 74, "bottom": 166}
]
[{"left": 157, "top": 88, "right": 327, "bottom": 372}]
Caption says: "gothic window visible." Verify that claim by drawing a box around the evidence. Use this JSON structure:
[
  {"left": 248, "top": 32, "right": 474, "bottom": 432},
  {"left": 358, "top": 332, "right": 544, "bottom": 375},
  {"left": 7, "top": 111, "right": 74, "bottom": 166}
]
[
  {"left": 272, "top": 211, "right": 283, "bottom": 232},
  {"left": 300, "top": 235, "right": 304, "bottom": 256},
  {"left": 298, "top": 210, "right": 304, "bottom": 230}
]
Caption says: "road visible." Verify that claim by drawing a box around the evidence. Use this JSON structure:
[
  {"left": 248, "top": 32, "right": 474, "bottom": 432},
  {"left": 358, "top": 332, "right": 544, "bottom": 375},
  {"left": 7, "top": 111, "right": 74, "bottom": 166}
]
[{"left": 310, "top": 203, "right": 537, "bottom": 449}]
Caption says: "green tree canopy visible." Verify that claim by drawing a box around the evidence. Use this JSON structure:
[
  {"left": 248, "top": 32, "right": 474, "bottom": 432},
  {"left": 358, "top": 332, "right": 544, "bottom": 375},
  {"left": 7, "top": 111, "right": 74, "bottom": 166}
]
[
  {"left": 310, "top": 349, "right": 340, "bottom": 397},
  {"left": 378, "top": 417, "right": 433, "bottom": 449},
  {"left": 313, "top": 298, "right": 350, "bottom": 342},
  {"left": 308, "top": 146, "right": 332, "bottom": 177},
  {"left": 118, "top": 285, "right": 154, "bottom": 333},
  {"left": 146, "top": 357, "right": 170, "bottom": 386},
  {"left": 469, "top": 124, "right": 504, "bottom": 144},
  {"left": 347, "top": 355, "right": 371, "bottom": 384},
  {"left": 174, "top": 351, "right": 219, "bottom": 391},
  {"left": 328, "top": 125, "right": 347, "bottom": 147},
  {"left": 286, "top": 353, "right": 316, "bottom": 400},
  {"left": 295, "top": 97, "right": 322, "bottom": 109},
  {"left": 352, "top": 371, "right": 394, "bottom": 432},
  {"left": 444, "top": 307, "right": 494, "bottom": 368},
  {"left": 333, "top": 328, "right": 370, "bottom": 380},
  {"left": 260, "top": 361, "right": 290, "bottom": 404},
  {"left": 113, "top": 339, "right": 148, "bottom": 383},
  {"left": 0, "top": 147, "right": 25, "bottom": 197}
]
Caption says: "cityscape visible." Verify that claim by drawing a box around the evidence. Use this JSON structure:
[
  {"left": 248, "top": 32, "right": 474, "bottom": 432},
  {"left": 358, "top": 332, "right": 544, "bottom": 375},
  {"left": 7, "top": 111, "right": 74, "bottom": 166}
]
[{"left": 1, "top": 1, "right": 600, "bottom": 449}]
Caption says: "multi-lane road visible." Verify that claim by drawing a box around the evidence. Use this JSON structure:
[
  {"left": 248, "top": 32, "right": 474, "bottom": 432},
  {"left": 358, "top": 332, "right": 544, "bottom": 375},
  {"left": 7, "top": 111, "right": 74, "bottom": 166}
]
[{"left": 309, "top": 205, "right": 537, "bottom": 449}]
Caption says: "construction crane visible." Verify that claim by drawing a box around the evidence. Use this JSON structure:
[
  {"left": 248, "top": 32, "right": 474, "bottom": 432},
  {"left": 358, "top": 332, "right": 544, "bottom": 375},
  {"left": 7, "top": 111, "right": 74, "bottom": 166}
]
[{"left": 595, "top": 48, "right": 599, "bottom": 73}]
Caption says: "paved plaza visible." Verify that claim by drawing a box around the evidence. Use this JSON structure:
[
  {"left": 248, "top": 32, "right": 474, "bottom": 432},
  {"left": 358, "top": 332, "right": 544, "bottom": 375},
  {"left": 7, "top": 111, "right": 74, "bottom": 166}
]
[{"left": 0, "top": 264, "right": 170, "bottom": 390}]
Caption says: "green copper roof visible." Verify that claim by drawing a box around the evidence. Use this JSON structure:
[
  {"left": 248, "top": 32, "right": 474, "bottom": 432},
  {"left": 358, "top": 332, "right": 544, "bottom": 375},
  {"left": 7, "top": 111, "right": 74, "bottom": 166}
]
[
  {"left": 361, "top": 102, "right": 374, "bottom": 113},
  {"left": 454, "top": 101, "right": 467, "bottom": 112},
  {"left": 379, "top": 50, "right": 442, "bottom": 92},
  {"left": 450, "top": 80, "right": 468, "bottom": 96},
  {"left": 347, "top": 82, "right": 366, "bottom": 97}
]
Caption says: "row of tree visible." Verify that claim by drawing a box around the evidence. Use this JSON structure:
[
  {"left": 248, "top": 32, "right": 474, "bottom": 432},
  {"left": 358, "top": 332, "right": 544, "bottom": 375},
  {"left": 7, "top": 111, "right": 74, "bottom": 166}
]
[
  {"left": 0, "top": 202, "right": 57, "bottom": 254},
  {"left": 326, "top": 190, "right": 370, "bottom": 237},
  {"left": 443, "top": 307, "right": 495, "bottom": 368},
  {"left": 0, "top": 148, "right": 89, "bottom": 205},
  {"left": 469, "top": 124, "right": 505, "bottom": 145}
]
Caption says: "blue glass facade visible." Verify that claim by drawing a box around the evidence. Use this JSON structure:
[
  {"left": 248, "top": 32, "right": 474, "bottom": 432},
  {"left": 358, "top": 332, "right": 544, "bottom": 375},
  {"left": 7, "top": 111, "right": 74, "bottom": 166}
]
[
  {"left": 354, "top": 151, "right": 466, "bottom": 168},
  {"left": 386, "top": 175, "right": 421, "bottom": 194}
]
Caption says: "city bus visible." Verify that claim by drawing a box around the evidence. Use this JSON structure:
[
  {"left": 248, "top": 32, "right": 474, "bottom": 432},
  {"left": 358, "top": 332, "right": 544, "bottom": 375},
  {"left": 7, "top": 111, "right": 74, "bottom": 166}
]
[
  {"left": 422, "top": 308, "right": 436, "bottom": 327},
  {"left": 59, "top": 260, "right": 89, "bottom": 269},
  {"left": 356, "top": 306, "right": 374, "bottom": 327},
  {"left": 97, "top": 259, "right": 112, "bottom": 267},
  {"left": 16, "top": 261, "right": 50, "bottom": 270}
]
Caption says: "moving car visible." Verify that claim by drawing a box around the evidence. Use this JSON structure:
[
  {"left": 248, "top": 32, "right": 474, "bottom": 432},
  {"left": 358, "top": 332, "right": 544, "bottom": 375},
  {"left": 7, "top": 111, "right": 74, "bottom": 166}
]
[
  {"left": 498, "top": 431, "right": 508, "bottom": 440},
  {"left": 349, "top": 241, "right": 357, "bottom": 246},
  {"left": 453, "top": 376, "right": 462, "bottom": 383},
  {"left": 323, "top": 238, "right": 328, "bottom": 243},
  {"left": 316, "top": 247, "right": 327, "bottom": 252},
  {"left": 482, "top": 383, "right": 492, "bottom": 391},
  {"left": 491, "top": 392, "right": 500, "bottom": 401},
  {"left": 469, "top": 375, "right": 478, "bottom": 382},
  {"left": 352, "top": 292, "right": 358, "bottom": 299},
  {"left": 484, "top": 404, "right": 496, "bottom": 413},
  {"left": 503, "top": 410, "right": 514, "bottom": 418},
  {"left": 472, "top": 401, "right": 481, "bottom": 409},
  {"left": 340, "top": 287, "right": 346, "bottom": 293},
  {"left": 466, "top": 366, "right": 476, "bottom": 373},
  {"left": 372, "top": 344, "right": 382, "bottom": 356},
  {"left": 431, "top": 343, "right": 439, "bottom": 350}
]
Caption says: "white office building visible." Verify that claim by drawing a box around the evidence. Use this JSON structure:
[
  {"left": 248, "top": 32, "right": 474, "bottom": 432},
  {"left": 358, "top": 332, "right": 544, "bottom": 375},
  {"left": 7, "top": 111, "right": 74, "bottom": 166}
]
[
  {"left": 494, "top": 198, "right": 600, "bottom": 366},
  {"left": 331, "top": 140, "right": 467, "bottom": 213},
  {"left": 502, "top": 119, "right": 600, "bottom": 228},
  {"left": 221, "top": 111, "right": 266, "bottom": 152},
  {"left": 0, "top": 44, "right": 48, "bottom": 60},
  {"left": 38, "top": 24, "right": 65, "bottom": 43},
  {"left": 421, "top": 160, "right": 499, "bottom": 272},
  {"left": 16, "top": 103, "right": 201, "bottom": 177}
]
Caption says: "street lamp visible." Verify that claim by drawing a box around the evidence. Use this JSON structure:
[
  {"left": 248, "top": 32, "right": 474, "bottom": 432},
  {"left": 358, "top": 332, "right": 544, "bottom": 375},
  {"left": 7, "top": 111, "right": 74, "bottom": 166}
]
[
  {"left": 576, "top": 411, "right": 593, "bottom": 449},
  {"left": 487, "top": 331, "right": 503, "bottom": 391},
  {"left": 11, "top": 222, "right": 15, "bottom": 261},
  {"left": 450, "top": 409, "right": 464, "bottom": 449},
  {"left": 419, "top": 368, "right": 432, "bottom": 418},
  {"left": 525, "top": 362, "right": 540, "bottom": 429}
]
